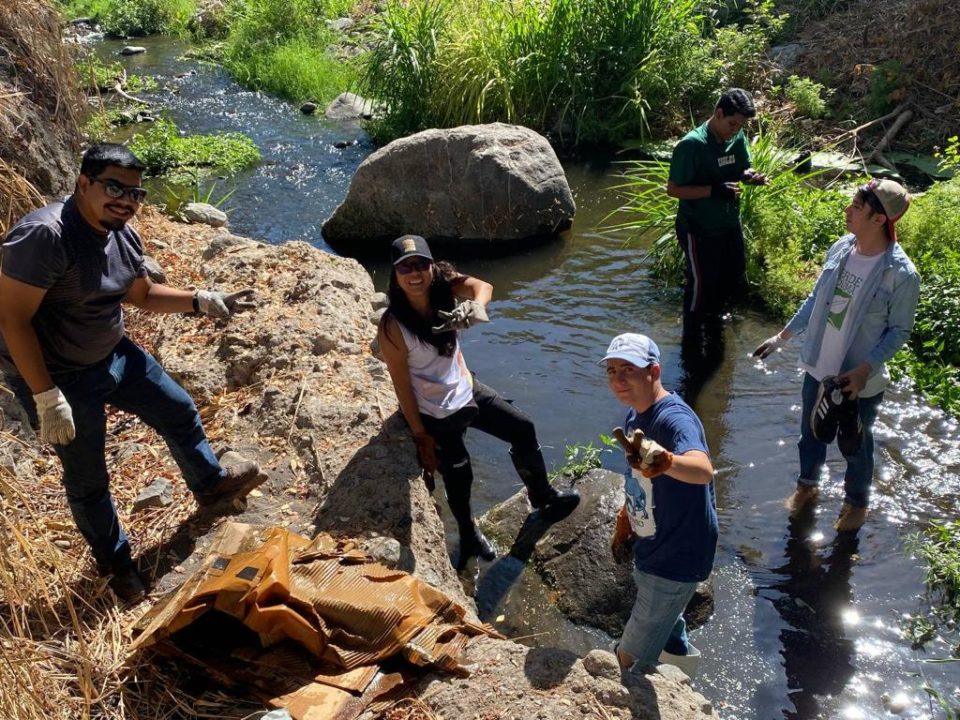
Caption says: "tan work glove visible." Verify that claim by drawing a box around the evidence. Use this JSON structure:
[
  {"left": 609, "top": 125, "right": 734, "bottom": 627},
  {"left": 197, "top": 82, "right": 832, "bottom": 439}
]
[
  {"left": 613, "top": 426, "right": 674, "bottom": 479},
  {"left": 432, "top": 300, "right": 489, "bottom": 334},
  {"left": 33, "top": 387, "right": 75, "bottom": 445},
  {"left": 611, "top": 505, "right": 635, "bottom": 564},
  {"left": 195, "top": 289, "right": 257, "bottom": 319}
]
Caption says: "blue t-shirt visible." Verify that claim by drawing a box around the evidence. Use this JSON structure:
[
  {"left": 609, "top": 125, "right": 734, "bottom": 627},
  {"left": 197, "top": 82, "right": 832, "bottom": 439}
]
[{"left": 623, "top": 393, "right": 718, "bottom": 583}]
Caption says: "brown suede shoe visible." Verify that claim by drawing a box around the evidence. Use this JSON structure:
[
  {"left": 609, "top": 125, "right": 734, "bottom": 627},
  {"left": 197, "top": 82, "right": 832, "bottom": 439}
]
[
  {"left": 786, "top": 483, "right": 819, "bottom": 518},
  {"left": 194, "top": 451, "right": 266, "bottom": 508},
  {"left": 834, "top": 502, "right": 867, "bottom": 532}
]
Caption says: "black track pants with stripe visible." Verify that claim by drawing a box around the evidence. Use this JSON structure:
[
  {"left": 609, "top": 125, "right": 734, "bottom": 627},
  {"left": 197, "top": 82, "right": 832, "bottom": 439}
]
[{"left": 676, "top": 221, "right": 746, "bottom": 319}]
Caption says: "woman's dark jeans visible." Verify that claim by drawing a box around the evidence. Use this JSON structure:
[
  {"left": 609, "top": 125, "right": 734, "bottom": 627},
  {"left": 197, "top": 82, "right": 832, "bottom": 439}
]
[{"left": 421, "top": 379, "right": 544, "bottom": 533}]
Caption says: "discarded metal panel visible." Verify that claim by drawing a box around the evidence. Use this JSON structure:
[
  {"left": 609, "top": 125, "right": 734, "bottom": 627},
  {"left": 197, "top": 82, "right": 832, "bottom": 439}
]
[{"left": 131, "top": 523, "right": 497, "bottom": 719}]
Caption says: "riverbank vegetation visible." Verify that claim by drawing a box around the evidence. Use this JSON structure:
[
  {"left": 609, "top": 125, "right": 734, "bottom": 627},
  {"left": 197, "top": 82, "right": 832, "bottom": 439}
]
[
  {"left": 127, "top": 117, "right": 260, "bottom": 175},
  {"left": 617, "top": 141, "right": 960, "bottom": 417}
]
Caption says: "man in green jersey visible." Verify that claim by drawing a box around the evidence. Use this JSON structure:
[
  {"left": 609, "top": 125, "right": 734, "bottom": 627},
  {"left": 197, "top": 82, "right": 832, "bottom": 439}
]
[{"left": 667, "top": 88, "right": 767, "bottom": 401}]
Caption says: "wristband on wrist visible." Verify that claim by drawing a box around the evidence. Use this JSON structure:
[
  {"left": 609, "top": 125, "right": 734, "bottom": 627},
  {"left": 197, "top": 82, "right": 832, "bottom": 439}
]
[{"left": 191, "top": 292, "right": 200, "bottom": 314}]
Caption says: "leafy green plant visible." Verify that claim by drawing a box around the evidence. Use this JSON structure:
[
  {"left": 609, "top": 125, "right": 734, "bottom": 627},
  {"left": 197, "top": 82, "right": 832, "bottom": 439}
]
[
  {"left": 128, "top": 118, "right": 260, "bottom": 175},
  {"left": 549, "top": 435, "right": 618, "bottom": 481},
  {"left": 162, "top": 169, "right": 236, "bottom": 219},
  {"left": 784, "top": 75, "right": 831, "bottom": 119},
  {"left": 936, "top": 135, "right": 960, "bottom": 173}
]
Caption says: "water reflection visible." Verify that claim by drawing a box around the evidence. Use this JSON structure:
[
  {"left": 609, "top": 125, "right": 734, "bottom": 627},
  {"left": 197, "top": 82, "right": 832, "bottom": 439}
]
[{"left": 765, "top": 508, "right": 859, "bottom": 719}]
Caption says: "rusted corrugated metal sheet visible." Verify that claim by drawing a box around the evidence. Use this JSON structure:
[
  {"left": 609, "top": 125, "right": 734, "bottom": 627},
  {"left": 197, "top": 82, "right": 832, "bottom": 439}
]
[{"left": 131, "top": 523, "right": 497, "bottom": 719}]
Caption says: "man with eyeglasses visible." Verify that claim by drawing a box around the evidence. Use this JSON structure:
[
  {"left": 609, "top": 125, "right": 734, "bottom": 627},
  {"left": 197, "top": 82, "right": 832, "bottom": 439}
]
[
  {"left": 753, "top": 178, "right": 920, "bottom": 533},
  {"left": 0, "top": 143, "right": 266, "bottom": 602}
]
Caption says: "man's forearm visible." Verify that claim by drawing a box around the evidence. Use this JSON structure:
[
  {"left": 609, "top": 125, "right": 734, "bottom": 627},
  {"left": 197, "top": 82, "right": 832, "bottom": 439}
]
[
  {"left": 134, "top": 284, "right": 196, "bottom": 314},
  {"left": 0, "top": 321, "right": 54, "bottom": 393}
]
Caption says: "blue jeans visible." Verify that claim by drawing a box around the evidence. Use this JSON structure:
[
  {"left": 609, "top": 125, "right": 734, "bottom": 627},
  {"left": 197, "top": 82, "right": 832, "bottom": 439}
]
[
  {"left": 619, "top": 568, "right": 698, "bottom": 668},
  {"left": 797, "top": 372, "right": 883, "bottom": 508},
  {"left": 6, "top": 337, "right": 223, "bottom": 570}
]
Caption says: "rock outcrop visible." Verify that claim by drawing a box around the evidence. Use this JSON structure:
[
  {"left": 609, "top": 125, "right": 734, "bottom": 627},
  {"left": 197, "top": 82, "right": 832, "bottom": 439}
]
[
  {"left": 482, "top": 468, "right": 714, "bottom": 636},
  {"left": 321, "top": 123, "right": 576, "bottom": 255}
]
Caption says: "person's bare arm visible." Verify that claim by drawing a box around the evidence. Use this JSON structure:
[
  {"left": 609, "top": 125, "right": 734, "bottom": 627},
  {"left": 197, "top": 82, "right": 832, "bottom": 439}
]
[
  {"left": 124, "top": 276, "right": 195, "bottom": 314},
  {"left": 452, "top": 275, "right": 493, "bottom": 306},
  {"left": 666, "top": 181, "right": 714, "bottom": 200},
  {"left": 665, "top": 449, "right": 714, "bottom": 485},
  {"left": 0, "top": 274, "right": 54, "bottom": 392}
]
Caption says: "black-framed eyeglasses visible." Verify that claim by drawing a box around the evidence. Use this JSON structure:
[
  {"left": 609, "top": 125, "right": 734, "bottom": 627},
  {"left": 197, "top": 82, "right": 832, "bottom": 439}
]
[
  {"left": 395, "top": 258, "right": 431, "bottom": 275},
  {"left": 88, "top": 176, "right": 147, "bottom": 203}
]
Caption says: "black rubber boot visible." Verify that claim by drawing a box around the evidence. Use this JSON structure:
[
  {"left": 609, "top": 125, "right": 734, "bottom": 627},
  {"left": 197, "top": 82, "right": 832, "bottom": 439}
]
[
  {"left": 510, "top": 448, "right": 580, "bottom": 522},
  {"left": 442, "top": 455, "right": 497, "bottom": 570}
]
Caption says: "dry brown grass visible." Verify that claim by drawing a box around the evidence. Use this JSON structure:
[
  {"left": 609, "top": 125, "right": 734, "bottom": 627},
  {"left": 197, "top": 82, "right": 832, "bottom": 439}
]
[
  {"left": 0, "top": 0, "right": 83, "bottom": 138},
  {"left": 0, "top": 0, "right": 84, "bottom": 237}
]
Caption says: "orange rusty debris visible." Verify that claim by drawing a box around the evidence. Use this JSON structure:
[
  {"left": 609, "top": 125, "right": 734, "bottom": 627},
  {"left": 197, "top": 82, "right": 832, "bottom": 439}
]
[{"left": 131, "top": 522, "right": 499, "bottom": 720}]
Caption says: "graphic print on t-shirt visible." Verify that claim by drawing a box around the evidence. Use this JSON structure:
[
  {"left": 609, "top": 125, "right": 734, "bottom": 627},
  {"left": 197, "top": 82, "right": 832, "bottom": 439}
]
[
  {"left": 827, "top": 266, "right": 866, "bottom": 330},
  {"left": 624, "top": 468, "right": 656, "bottom": 538}
]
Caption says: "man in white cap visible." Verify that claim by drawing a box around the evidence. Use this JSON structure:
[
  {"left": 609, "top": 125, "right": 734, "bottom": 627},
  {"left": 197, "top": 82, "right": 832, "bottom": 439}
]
[
  {"left": 603, "top": 333, "right": 717, "bottom": 678},
  {"left": 753, "top": 178, "right": 920, "bottom": 532}
]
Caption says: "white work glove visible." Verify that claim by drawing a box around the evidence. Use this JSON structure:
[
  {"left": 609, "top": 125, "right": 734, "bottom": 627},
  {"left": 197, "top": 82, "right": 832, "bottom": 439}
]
[
  {"left": 431, "top": 300, "right": 489, "bottom": 334},
  {"left": 195, "top": 289, "right": 257, "bottom": 319},
  {"left": 33, "top": 387, "right": 76, "bottom": 445},
  {"left": 752, "top": 333, "right": 788, "bottom": 360}
]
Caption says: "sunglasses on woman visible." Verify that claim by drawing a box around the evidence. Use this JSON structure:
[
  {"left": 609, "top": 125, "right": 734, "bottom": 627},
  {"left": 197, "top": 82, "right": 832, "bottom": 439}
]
[
  {"left": 88, "top": 176, "right": 148, "bottom": 204},
  {"left": 395, "top": 258, "right": 431, "bottom": 274}
]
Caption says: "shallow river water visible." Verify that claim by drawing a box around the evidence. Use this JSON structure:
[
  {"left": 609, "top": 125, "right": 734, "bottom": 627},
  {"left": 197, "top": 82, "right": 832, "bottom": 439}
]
[{"left": 98, "top": 35, "right": 960, "bottom": 719}]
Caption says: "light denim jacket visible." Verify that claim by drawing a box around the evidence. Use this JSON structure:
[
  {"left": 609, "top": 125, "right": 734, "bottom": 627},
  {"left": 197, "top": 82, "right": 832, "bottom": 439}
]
[{"left": 785, "top": 234, "right": 920, "bottom": 378}]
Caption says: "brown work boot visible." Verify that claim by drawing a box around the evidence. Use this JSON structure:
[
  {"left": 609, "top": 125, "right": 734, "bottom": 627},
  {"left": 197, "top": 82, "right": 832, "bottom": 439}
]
[
  {"left": 786, "top": 483, "right": 819, "bottom": 518},
  {"left": 194, "top": 451, "right": 266, "bottom": 508},
  {"left": 834, "top": 503, "right": 867, "bottom": 532}
]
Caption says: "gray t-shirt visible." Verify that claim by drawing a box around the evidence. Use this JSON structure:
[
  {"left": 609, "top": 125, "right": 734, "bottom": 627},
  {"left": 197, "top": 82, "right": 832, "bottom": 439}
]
[{"left": 0, "top": 197, "right": 146, "bottom": 373}]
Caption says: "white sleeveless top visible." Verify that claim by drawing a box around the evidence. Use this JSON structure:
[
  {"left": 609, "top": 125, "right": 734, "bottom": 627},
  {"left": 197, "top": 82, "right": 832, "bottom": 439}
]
[{"left": 397, "top": 322, "right": 474, "bottom": 418}]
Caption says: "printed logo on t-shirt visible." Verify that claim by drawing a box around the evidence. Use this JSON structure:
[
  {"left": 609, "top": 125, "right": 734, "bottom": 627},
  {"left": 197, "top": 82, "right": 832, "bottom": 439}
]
[
  {"left": 827, "top": 267, "right": 865, "bottom": 330},
  {"left": 718, "top": 154, "right": 735, "bottom": 168},
  {"left": 624, "top": 468, "right": 656, "bottom": 538}
]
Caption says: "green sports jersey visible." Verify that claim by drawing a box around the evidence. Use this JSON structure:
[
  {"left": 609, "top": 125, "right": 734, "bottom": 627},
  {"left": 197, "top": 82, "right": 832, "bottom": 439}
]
[{"left": 669, "top": 121, "right": 751, "bottom": 233}]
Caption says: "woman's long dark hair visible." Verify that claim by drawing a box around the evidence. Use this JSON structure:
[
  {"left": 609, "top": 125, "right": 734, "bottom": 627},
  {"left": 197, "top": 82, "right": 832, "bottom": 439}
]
[{"left": 385, "top": 260, "right": 461, "bottom": 356}]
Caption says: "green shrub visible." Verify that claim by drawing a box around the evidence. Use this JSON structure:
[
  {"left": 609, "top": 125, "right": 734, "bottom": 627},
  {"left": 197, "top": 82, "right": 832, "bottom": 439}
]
[
  {"left": 936, "top": 135, "right": 960, "bottom": 174},
  {"left": 220, "top": 0, "right": 356, "bottom": 104},
  {"left": 98, "top": 0, "right": 197, "bottom": 36},
  {"left": 784, "top": 75, "right": 830, "bottom": 119},
  {"left": 361, "top": 0, "right": 713, "bottom": 145},
  {"left": 128, "top": 118, "right": 260, "bottom": 175}
]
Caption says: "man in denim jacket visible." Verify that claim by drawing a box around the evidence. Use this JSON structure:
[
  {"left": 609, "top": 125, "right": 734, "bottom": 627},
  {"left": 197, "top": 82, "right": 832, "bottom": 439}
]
[{"left": 753, "top": 179, "right": 920, "bottom": 532}]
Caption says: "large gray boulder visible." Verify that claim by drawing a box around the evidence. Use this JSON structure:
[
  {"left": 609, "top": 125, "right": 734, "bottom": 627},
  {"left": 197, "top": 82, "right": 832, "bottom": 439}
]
[
  {"left": 481, "top": 468, "right": 714, "bottom": 636},
  {"left": 322, "top": 123, "right": 576, "bottom": 253}
]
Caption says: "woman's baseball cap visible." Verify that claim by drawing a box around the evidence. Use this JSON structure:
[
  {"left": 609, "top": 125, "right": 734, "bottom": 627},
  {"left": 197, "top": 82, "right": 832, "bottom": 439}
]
[{"left": 391, "top": 234, "right": 434, "bottom": 264}]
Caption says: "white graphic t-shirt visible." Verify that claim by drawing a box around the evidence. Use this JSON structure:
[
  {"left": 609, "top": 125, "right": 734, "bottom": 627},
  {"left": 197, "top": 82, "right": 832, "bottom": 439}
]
[
  {"left": 803, "top": 248, "right": 884, "bottom": 382},
  {"left": 624, "top": 467, "right": 656, "bottom": 538}
]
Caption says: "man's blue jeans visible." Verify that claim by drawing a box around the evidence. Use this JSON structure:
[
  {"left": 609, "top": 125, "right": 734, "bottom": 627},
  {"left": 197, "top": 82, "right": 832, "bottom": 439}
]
[
  {"left": 5, "top": 337, "right": 222, "bottom": 570},
  {"left": 619, "top": 568, "right": 698, "bottom": 668},
  {"left": 797, "top": 372, "right": 884, "bottom": 508}
]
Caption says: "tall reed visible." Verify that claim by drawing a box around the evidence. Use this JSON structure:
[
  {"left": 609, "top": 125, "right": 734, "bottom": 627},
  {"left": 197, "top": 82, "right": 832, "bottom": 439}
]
[{"left": 362, "top": 0, "right": 711, "bottom": 144}]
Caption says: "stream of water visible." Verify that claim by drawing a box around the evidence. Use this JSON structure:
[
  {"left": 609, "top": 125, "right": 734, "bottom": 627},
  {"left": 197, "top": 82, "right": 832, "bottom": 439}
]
[{"left": 97, "top": 35, "right": 960, "bottom": 720}]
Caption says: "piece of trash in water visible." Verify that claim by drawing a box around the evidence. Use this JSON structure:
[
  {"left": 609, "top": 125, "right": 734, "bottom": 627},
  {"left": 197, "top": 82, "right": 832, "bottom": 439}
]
[{"left": 496, "top": 615, "right": 505, "bottom": 623}]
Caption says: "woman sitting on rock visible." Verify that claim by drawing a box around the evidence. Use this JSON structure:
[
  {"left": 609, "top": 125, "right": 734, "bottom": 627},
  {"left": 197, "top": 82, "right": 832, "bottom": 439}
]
[{"left": 377, "top": 235, "right": 579, "bottom": 569}]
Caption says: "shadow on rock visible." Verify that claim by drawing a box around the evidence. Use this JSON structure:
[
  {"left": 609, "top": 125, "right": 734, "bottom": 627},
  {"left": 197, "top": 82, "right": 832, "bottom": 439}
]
[{"left": 522, "top": 645, "right": 580, "bottom": 690}]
